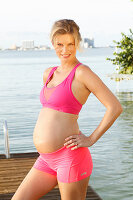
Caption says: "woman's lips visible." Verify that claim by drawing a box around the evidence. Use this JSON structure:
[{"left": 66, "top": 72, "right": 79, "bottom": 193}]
[{"left": 61, "top": 54, "right": 71, "bottom": 58}]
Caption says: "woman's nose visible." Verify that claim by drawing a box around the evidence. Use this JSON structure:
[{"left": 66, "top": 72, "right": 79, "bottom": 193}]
[{"left": 62, "top": 46, "right": 68, "bottom": 53}]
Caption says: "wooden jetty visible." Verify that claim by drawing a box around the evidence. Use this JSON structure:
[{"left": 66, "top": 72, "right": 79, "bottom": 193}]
[{"left": 0, "top": 152, "right": 102, "bottom": 200}]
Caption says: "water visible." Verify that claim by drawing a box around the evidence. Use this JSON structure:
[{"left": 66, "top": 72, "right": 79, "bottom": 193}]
[{"left": 0, "top": 48, "right": 133, "bottom": 200}]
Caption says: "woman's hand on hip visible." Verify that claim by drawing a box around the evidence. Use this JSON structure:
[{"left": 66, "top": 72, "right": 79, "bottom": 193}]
[{"left": 64, "top": 131, "right": 94, "bottom": 150}]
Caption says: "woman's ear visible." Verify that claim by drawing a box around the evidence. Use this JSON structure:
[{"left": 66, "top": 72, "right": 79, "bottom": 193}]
[{"left": 52, "top": 41, "right": 54, "bottom": 47}]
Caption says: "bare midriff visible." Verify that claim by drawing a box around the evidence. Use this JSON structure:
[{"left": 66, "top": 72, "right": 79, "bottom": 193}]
[{"left": 33, "top": 107, "right": 79, "bottom": 153}]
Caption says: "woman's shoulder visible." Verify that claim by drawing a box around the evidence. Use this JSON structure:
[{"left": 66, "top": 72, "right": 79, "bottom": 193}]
[
  {"left": 43, "top": 66, "right": 55, "bottom": 84},
  {"left": 76, "top": 63, "right": 101, "bottom": 88},
  {"left": 44, "top": 66, "right": 55, "bottom": 74},
  {"left": 76, "top": 63, "right": 92, "bottom": 78}
]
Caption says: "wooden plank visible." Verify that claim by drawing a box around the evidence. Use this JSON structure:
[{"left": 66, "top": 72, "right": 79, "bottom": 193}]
[
  {"left": 0, "top": 186, "right": 102, "bottom": 200},
  {"left": 0, "top": 152, "right": 39, "bottom": 159},
  {"left": 0, "top": 153, "right": 102, "bottom": 199}
]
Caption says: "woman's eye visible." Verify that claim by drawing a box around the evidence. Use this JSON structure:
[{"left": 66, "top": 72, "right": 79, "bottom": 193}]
[
  {"left": 69, "top": 43, "right": 74, "bottom": 46},
  {"left": 57, "top": 43, "right": 62, "bottom": 46}
]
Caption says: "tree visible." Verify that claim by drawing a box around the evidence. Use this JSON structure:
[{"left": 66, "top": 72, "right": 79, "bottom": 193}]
[{"left": 107, "top": 29, "right": 133, "bottom": 74}]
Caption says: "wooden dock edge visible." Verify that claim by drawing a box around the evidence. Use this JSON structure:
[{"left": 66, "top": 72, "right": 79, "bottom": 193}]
[{"left": 0, "top": 186, "right": 102, "bottom": 200}]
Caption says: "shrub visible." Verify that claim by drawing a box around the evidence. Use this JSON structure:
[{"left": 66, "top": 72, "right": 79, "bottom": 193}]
[{"left": 107, "top": 29, "right": 133, "bottom": 74}]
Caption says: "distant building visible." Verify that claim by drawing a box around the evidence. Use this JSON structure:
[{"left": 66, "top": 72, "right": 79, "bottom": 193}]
[
  {"left": 9, "top": 44, "right": 18, "bottom": 50},
  {"left": 22, "top": 40, "right": 34, "bottom": 50},
  {"left": 83, "top": 38, "right": 94, "bottom": 48},
  {"left": 38, "top": 45, "right": 51, "bottom": 50}
]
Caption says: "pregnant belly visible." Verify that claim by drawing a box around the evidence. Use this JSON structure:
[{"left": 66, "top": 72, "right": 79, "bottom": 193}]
[{"left": 33, "top": 108, "right": 79, "bottom": 153}]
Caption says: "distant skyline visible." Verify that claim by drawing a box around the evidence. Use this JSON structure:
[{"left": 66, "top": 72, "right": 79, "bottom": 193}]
[{"left": 0, "top": 0, "right": 133, "bottom": 48}]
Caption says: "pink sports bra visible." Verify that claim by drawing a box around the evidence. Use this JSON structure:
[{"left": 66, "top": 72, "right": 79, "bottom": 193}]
[{"left": 40, "top": 63, "right": 83, "bottom": 115}]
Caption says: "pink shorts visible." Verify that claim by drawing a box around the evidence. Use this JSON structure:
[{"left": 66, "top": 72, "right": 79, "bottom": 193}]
[{"left": 33, "top": 145, "right": 93, "bottom": 183}]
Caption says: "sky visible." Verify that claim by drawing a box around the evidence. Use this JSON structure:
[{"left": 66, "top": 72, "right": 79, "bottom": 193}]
[{"left": 0, "top": 0, "right": 133, "bottom": 48}]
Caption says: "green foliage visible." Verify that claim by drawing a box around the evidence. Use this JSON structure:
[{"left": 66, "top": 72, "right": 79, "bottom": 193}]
[{"left": 106, "top": 29, "right": 133, "bottom": 74}]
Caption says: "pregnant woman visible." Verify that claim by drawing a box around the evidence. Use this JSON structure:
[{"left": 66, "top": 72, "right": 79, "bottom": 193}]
[{"left": 12, "top": 19, "right": 123, "bottom": 200}]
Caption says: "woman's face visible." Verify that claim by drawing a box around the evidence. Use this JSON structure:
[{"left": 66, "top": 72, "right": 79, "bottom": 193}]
[{"left": 53, "top": 33, "right": 77, "bottom": 62}]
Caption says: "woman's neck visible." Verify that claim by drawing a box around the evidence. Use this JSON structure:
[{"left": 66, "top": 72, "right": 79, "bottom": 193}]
[{"left": 60, "top": 59, "right": 79, "bottom": 70}]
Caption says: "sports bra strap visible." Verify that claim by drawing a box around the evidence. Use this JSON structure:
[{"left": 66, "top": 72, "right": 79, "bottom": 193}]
[
  {"left": 67, "top": 63, "right": 82, "bottom": 81},
  {"left": 45, "top": 67, "right": 57, "bottom": 85}
]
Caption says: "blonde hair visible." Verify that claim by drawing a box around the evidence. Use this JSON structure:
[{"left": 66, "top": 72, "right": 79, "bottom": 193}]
[{"left": 50, "top": 19, "right": 82, "bottom": 51}]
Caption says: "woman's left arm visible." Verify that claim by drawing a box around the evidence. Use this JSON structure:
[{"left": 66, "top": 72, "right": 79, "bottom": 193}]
[
  {"left": 64, "top": 65, "right": 123, "bottom": 149},
  {"left": 81, "top": 66, "right": 123, "bottom": 146}
]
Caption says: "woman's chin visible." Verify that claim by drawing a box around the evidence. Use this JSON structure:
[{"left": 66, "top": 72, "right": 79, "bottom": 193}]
[{"left": 59, "top": 55, "right": 75, "bottom": 62}]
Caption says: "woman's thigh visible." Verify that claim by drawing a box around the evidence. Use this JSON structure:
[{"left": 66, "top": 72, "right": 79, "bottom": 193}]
[
  {"left": 11, "top": 167, "right": 58, "bottom": 200},
  {"left": 56, "top": 147, "right": 92, "bottom": 199},
  {"left": 58, "top": 176, "right": 90, "bottom": 200}
]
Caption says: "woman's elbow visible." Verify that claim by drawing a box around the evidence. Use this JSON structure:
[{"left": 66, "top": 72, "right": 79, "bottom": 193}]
[
  {"left": 113, "top": 103, "right": 123, "bottom": 115},
  {"left": 108, "top": 102, "right": 123, "bottom": 115},
  {"left": 117, "top": 104, "right": 123, "bottom": 115}
]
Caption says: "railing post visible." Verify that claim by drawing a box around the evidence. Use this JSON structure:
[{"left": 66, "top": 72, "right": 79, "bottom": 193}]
[{"left": 3, "top": 120, "right": 10, "bottom": 158}]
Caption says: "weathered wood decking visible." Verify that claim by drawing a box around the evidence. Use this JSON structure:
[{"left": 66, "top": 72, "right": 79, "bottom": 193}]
[{"left": 0, "top": 152, "right": 102, "bottom": 200}]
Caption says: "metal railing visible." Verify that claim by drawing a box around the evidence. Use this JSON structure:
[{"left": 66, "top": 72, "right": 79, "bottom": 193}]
[{"left": 1, "top": 120, "right": 10, "bottom": 158}]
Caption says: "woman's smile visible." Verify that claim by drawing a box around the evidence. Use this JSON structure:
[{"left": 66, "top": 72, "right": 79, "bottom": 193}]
[{"left": 61, "top": 54, "right": 71, "bottom": 58}]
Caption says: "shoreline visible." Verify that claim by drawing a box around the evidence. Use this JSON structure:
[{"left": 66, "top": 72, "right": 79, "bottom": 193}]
[{"left": 106, "top": 73, "right": 133, "bottom": 81}]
